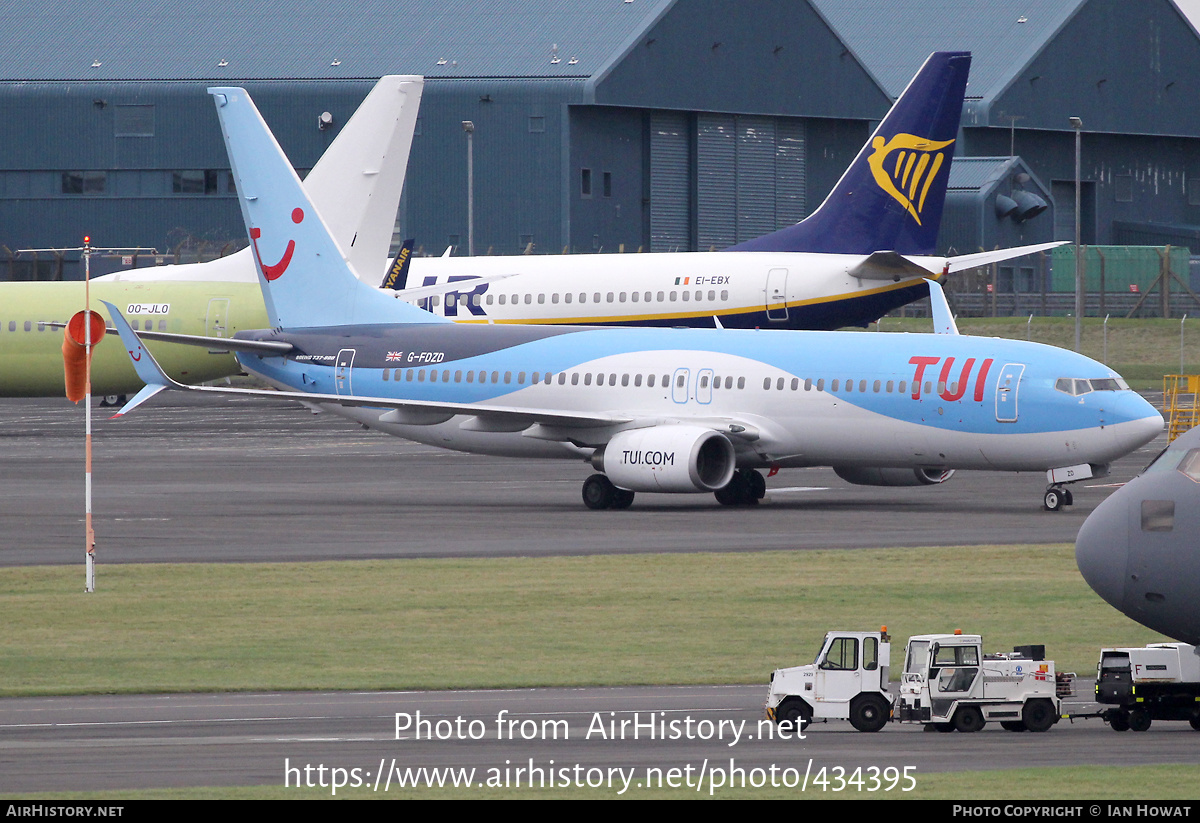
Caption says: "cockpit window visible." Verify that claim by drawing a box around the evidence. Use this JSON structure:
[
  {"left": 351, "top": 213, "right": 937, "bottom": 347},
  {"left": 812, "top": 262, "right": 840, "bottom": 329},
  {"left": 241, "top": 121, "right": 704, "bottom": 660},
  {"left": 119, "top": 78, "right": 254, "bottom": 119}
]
[
  {"left": 1178, "top": 449, "right": 1200, "bottom": 483},
  {"left": 1056, "top": 378, "right": 1089, "bottom": 396},
  {"left": 1055, "top": 376, "right": 1130, "bottom": 396}
]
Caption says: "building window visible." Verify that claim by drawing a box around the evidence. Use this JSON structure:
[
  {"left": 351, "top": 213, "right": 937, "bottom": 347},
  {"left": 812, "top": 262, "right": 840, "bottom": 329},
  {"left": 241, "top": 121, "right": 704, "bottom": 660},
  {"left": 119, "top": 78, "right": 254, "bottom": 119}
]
[
  {"left": 581, "top": 168, "right": 592, "bottom": 198},
  {"left": 603, "top": 171, "right": 612, "bottom": 198},
  {"left": 1114, "top": 175, "right": 1133, "bottom": 203},
  {"left": 172, "top": 170, "right": 220, "bottom": 194},
  {"left": 529, "top": 116, "right": 545, "bottom": 133},
  {"left": 61, "top": 171, "right": 106, "bottom": 194}
]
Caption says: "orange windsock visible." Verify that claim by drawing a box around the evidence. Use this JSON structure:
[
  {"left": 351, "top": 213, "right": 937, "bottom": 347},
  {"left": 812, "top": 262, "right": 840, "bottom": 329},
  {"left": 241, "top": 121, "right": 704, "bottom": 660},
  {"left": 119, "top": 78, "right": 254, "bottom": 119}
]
[{"left": 63, "top": 310, "right": 106, "bottom": 402}]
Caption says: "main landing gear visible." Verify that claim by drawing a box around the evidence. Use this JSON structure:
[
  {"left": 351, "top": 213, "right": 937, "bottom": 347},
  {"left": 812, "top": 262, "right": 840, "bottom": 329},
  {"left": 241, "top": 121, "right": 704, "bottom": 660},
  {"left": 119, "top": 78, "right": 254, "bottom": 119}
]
[
  {"left": 581, "top": 468, "right": 768, "bottom": 510},
  {"left": 582, "top": 474, "right": 635, "bottom": 510},
  {"left": 1043, "top": 486, "right": 1074, "bottom": 512},
  {"left": 714, "top": 469, "right": 766, "bottom": 506}
]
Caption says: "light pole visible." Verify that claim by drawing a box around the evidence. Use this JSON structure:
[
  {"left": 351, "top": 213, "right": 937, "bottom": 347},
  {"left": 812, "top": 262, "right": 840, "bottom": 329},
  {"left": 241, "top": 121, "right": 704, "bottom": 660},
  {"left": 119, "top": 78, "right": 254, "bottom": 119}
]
[
  {"left": 462, "top": 120, "right": 475, "bottom": 257},
  {"left": 1070, "top": 116, "right": 1083, "bottom": 352}
]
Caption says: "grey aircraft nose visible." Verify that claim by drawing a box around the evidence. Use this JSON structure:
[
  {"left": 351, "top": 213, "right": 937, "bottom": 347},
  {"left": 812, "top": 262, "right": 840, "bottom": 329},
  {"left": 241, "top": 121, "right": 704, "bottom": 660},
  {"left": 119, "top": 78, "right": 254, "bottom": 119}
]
[{"left": 1075, "top": 496, "right": 1130, "bottom": 613}]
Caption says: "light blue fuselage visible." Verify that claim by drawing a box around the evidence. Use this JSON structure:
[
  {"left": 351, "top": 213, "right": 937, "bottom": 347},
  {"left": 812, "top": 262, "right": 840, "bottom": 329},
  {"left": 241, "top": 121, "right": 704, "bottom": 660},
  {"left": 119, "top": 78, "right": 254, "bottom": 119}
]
[{"left": 235, "top": 324, "right": 1163, "bottom": 469}]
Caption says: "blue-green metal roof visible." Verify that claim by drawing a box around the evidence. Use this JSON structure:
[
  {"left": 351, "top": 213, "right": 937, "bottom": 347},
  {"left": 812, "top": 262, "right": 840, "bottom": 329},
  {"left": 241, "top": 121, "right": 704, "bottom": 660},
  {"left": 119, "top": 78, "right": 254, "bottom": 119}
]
[
  {"left": 811, "top": 0, "right": 1084, "bottom": 102},
  {"left": 0, "top": 0, "right": 675, "bottom": 81},
  {"left": 947, "top": 157, "right": 1024, "bottom": 192}
]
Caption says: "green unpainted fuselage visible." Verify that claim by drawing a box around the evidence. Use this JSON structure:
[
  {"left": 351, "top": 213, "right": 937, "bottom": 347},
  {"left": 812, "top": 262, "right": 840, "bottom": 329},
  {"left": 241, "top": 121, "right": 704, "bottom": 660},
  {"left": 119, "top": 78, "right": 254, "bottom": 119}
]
[{"left": 0, "top": 280, "right": 268, "bottom": 397}]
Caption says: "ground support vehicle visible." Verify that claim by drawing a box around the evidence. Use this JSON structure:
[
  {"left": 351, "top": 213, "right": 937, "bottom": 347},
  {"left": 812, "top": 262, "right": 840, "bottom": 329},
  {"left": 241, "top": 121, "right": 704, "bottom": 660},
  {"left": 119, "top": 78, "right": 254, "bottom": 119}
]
[
  {"left": 896, "top": 633, "right": 1067, "bottom": 732},
  {"left": 765, "top": 628, "right": 894, "bottom": 732},
  {"left": 1095, "top": 643, "right": 1200, "bottom": 732}
]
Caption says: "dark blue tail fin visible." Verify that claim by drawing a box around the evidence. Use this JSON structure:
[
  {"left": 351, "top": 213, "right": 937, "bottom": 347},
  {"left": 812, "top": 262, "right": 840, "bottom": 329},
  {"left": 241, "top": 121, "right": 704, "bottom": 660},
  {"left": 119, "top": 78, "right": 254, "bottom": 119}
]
[
  {"left": 728, "top": 51, "right": 970, "bottom": 256},
  {"left": 381, "top": 239, "right": 415, "bottom": 290}
]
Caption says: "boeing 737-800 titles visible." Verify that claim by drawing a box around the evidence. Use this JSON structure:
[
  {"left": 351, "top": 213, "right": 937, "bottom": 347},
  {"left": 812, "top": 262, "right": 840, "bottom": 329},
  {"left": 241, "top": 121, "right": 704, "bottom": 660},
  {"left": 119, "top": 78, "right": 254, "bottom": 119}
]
[
  {"left": 2, "top": 53, "right": 1055, "bottom": 399},
  {"left": 104, "top": 84, "right": 1162, "bottom": 513}
]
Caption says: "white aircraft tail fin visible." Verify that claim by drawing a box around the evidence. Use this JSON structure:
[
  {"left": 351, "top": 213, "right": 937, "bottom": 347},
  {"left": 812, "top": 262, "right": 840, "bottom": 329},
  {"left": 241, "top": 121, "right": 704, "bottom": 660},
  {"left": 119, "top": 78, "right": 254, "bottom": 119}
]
[{"left": 304, "top": 76, "right": 423, "bottom": 281}]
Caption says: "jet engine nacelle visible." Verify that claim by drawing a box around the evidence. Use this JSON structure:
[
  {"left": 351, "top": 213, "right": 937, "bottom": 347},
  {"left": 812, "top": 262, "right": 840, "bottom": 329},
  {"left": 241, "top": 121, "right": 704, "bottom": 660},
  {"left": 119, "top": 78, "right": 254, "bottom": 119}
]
[
  {"left": 834, "top": 466, "right": 955, "bottom": 487},
  {"left": 593, "top": 426, "right": 737, "bottom": 493}
]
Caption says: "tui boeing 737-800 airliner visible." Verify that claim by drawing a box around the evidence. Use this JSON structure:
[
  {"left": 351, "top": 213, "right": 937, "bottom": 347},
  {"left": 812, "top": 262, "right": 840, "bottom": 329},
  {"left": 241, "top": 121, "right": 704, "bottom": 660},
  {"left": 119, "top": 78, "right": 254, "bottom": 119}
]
[{"left": 103, "top": 83, "right": 1162, "bottom": 512}]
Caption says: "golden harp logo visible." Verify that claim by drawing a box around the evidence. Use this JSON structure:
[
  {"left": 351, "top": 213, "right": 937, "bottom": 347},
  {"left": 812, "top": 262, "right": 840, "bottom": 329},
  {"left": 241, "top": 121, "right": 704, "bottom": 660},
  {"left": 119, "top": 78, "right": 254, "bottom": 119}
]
[{"left": 867, "top": 134, "right": 955, "bottom": 225}]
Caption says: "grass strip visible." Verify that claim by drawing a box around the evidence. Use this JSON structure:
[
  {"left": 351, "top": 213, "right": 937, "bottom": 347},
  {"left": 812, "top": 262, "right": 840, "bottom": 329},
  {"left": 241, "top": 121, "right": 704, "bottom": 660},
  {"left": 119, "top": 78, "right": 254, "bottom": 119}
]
[{"left": 0, "top": 545, "right": 1163, "bottom": 696}]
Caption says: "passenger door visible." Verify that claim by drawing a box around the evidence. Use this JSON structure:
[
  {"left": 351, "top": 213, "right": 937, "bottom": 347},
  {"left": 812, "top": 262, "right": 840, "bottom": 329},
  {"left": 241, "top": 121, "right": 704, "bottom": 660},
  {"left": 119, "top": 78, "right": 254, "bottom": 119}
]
[
  {"left": 995, "top": 363, "right": 1025, "bottom": 423},
  {"left": 766, "top": 268, "right": 789, "bottom": 322},
  {"left": 671, "top": 367, "right": 690, "bottom": 404},
  {"left": 206, "top": 298, "right": 230, "bottom": 353},
  {"left": 335, "top": 348, "right": 355, "bottom": 396}
]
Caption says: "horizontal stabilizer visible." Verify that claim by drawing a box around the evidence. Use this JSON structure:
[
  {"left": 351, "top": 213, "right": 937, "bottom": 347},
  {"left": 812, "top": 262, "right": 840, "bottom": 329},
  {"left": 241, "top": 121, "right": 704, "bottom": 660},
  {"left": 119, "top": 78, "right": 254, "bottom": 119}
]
[
  {"left": 945, "top": 241, "right": 1068, "bottom": 273},
  {"left": 100, "top": 301, "right": 187, "bottom": 415},
  {"left": 101, "top": 327, "right": 293, "bottom": 355},
  {"left": 847, "top": 252, "right": 936, "bottom": 282}
]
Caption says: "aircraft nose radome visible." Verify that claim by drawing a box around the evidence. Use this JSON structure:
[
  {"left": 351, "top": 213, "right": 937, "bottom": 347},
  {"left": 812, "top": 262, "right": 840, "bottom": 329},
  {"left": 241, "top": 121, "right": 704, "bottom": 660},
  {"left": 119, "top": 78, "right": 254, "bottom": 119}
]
[
  {"left": 1131, "top": 410, "right": 1166, "bottom": 448},
  {"left": 1075, "top": 502, "right": 1128, "bottom": 612},
  {"left": 1114, "top": 398, "right": 1163, "bottom": 451}
]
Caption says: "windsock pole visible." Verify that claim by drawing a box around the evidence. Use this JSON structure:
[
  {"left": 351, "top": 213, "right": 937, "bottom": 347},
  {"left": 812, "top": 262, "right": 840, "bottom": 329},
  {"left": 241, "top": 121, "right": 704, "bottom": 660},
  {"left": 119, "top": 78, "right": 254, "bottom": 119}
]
[{"left": 83, "top": 237, "right": 94, "bottom": 593}]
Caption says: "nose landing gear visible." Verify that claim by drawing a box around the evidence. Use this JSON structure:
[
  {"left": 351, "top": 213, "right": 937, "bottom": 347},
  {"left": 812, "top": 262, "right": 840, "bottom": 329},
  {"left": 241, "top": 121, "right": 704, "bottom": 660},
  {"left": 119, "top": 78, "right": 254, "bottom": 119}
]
[{"left": 1043, "top": 485, "right": 1074, "bottom": 512}]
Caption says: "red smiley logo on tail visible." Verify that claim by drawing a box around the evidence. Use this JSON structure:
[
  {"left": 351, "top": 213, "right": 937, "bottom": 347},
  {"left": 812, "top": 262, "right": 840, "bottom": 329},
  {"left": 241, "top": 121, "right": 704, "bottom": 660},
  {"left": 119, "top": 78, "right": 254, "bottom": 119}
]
[{"left": 250, "top": 208, "right": 304, "bottom": 281}]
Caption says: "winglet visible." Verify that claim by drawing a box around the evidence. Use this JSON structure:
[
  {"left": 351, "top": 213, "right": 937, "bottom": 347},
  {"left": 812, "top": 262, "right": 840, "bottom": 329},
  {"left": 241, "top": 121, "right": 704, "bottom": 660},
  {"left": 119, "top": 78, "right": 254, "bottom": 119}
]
[
  {"left": 101, "top": 300, "right": 181, "bottom": 416},
  {"left": 925, "top": 279, "right": 959, "bottom": 335}
]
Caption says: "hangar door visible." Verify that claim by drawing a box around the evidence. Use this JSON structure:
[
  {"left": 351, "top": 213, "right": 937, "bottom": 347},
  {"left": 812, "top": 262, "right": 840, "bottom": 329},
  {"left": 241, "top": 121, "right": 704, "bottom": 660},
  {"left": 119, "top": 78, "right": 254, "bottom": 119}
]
[
  {"left": 649, "top": 112, "right": 690, "bottom": 252},
  {"left": 648, "top": 113, "right": 806, "bottom": 252},
  {"left": 696, "top": 115, "right": 806, "bottom": 250}
]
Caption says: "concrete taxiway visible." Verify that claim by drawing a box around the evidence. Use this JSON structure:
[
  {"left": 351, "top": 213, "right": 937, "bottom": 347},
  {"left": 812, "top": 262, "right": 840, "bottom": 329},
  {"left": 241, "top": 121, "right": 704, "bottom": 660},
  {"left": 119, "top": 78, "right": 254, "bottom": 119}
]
[
  {"left": 0, "top": 395, "right": 1166, "bottom": 566},
  {"left": 0, "top": 394, "right": 1177, "bottom": 794},
  {"left": 1, "top": 683, "right": 1189, "bottom": 795}
]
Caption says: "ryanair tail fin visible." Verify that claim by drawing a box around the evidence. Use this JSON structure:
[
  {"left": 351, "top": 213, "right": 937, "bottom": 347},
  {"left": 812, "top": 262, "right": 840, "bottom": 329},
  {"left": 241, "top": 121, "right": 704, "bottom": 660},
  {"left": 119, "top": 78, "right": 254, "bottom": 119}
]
[
  {"left": 728, "top": 51, "right": 970, "bottom": 256},
  {"left": 381, "top": 239, "right": 415, "bottom": 290},
  {"left": 208, "top": 87, "right": 444, "bottom": 328}
]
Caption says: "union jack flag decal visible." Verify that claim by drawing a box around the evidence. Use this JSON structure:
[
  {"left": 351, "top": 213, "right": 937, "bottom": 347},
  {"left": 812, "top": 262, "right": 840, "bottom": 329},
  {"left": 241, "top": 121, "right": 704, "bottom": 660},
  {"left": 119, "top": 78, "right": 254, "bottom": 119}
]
[{"left": 386, "top": 351, "right": 404, "bottom": 362}]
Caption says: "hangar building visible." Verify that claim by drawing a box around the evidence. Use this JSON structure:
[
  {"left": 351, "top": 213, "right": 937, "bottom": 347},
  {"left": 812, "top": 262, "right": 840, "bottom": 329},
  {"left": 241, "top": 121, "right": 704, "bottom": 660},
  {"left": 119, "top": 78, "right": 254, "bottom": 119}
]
[{"left": 2, "top": 0, "right": 1199, "bottom": 288}]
